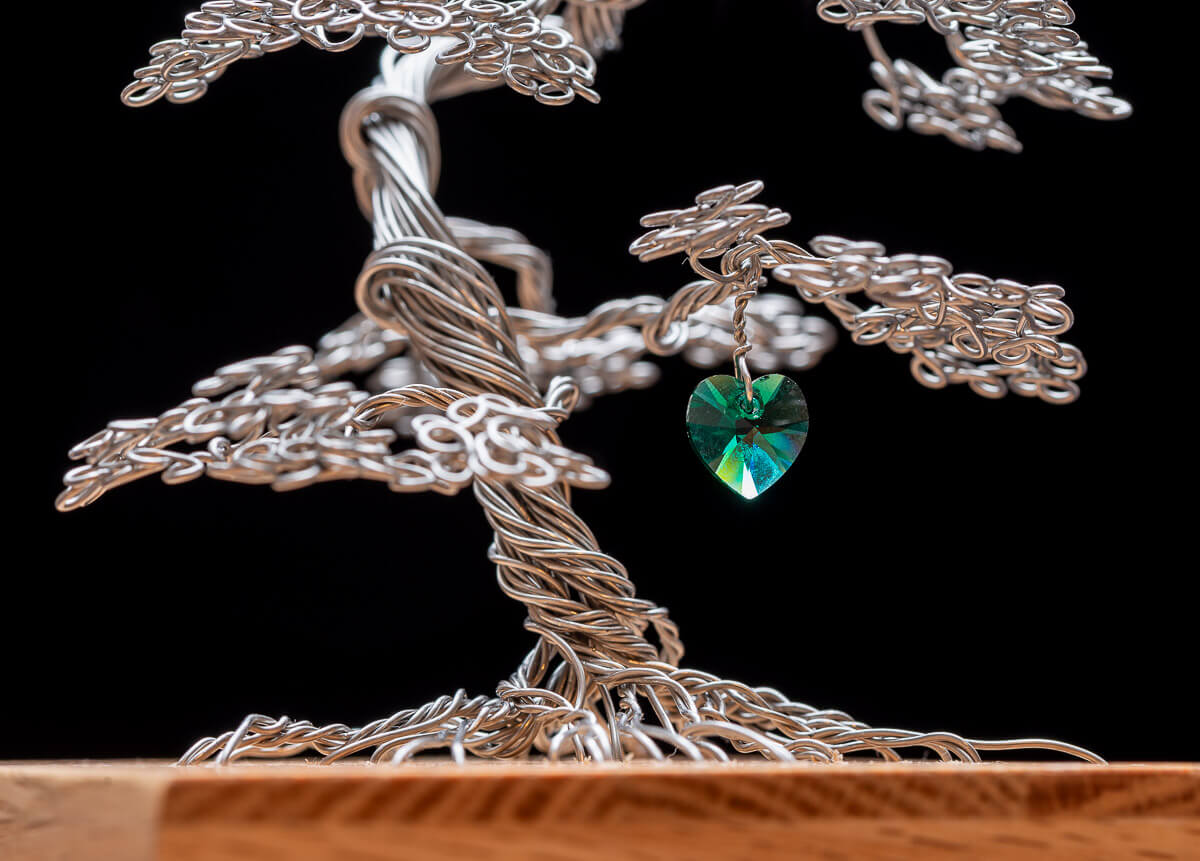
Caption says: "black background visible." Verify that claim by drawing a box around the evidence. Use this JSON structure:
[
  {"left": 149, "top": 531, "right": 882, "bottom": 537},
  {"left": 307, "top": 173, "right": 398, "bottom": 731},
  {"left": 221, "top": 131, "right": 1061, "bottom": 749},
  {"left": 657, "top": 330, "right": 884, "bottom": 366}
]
[{"left": 10, "top": 2, "right": 1193, "bottom": 762}]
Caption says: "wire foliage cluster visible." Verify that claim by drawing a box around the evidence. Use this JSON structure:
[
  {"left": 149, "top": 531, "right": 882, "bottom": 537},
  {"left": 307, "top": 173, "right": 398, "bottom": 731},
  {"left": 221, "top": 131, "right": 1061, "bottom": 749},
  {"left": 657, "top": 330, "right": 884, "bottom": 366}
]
[
  {"left": 776, "top": 236, "right": 1084, "bottom": 401},
  {"left": 819, "top": 0, "right": 1130, "bottom": 151},
  {"left": 61, "top": 2, "right": 1125, "bottom": 765},
  {"left": 121, "top": 1, "right": 1126, "bottom": 153},
  {"left": 122, "top": 0, "right": 618, "bottom": 107},
  {"left": 59, "top": 354, "right": 604, "bottom": 507}
]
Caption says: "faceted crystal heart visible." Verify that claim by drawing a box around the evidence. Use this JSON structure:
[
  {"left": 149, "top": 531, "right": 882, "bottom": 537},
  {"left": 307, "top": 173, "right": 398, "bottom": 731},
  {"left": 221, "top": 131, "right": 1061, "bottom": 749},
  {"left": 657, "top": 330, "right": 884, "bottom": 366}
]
[{"left": 685, "top": 374, "right": 809, "bottom": 499}]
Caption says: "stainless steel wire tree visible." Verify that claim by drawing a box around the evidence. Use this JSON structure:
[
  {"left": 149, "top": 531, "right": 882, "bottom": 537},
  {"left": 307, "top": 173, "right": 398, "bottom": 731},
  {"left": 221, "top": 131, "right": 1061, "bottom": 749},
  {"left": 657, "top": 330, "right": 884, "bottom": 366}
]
[{"left": 60, "top": 1, "right": 1126, "bottom": 764}]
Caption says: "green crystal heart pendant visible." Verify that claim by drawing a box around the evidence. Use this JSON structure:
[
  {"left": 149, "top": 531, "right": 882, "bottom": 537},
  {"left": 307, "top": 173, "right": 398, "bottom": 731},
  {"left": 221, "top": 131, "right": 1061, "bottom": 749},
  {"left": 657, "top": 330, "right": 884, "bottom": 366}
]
[{"left": 685, "top": 374, "right": 809, "bottom": 500}]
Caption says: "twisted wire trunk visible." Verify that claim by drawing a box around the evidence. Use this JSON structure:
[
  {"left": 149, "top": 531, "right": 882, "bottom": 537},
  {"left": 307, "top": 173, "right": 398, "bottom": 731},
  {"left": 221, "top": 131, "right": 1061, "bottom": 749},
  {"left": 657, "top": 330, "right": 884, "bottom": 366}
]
[{"left": 349, "top": 41, "right": 687, "bottom": 759}]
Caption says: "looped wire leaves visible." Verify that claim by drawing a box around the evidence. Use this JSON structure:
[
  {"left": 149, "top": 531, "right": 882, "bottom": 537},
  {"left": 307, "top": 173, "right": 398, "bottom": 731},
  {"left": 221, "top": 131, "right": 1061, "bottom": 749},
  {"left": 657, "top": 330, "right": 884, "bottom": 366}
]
[
  {"left": 56, "top": 343, "right": 604, "bottom": 509},
  {"left": 818, "top": 0, "right": 1130, "bottom": 151},
  {"left": 632, "top": 182, "right": 1083, "bottom": 404},
  {"left": 122, "top": 0, "right": 621, "bottom": 108},
  {"left": 776, "top": 234, "right": 1084, "bottom": 402}
]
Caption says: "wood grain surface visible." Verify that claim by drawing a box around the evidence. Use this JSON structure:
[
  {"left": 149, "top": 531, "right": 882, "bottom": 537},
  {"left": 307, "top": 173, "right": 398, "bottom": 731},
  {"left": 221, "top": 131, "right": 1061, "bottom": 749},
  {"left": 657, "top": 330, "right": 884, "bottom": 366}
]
[{"left": 2, "top": 760, "right": 1197, "bottom": 860}]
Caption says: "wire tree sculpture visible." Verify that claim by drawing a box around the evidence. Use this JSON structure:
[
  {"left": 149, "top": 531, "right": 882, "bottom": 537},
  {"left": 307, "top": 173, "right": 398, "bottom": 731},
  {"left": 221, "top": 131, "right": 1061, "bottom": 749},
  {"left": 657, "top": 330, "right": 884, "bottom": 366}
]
[{"left": 60, "top": 1, "right": 1127, "bottom": 764}]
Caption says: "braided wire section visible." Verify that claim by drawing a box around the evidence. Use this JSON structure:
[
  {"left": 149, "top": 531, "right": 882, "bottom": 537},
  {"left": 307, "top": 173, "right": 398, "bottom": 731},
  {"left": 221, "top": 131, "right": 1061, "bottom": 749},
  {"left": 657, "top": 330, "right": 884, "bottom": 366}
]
[
  {"left": 818, "top": 0, "right": 1130, "bottom": 151},
  {"left": 61, "top": 5, "right": 1111, "bottom": 766}
]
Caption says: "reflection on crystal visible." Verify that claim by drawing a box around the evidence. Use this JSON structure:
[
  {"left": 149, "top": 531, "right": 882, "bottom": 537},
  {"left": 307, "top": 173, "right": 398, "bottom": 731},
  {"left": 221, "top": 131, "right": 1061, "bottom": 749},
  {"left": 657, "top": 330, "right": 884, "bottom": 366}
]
[{"left": 685, "top": 374, "right": 808, "bottom": 499}]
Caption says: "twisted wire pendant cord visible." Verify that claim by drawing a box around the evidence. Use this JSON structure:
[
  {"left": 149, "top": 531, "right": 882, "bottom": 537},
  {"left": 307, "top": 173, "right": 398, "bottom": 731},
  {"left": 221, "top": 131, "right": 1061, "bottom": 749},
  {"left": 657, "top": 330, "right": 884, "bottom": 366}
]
[{"left": 60, "top": 1, "right": 1127, "bottom": 765}]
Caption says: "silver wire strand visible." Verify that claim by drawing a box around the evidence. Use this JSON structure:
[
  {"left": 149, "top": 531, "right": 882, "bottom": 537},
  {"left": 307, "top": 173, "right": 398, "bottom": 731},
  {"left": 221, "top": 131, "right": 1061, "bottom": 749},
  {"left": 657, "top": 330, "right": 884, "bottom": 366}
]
[{"left": 60, "top": 2, "right": 1122, "bottom": 765}]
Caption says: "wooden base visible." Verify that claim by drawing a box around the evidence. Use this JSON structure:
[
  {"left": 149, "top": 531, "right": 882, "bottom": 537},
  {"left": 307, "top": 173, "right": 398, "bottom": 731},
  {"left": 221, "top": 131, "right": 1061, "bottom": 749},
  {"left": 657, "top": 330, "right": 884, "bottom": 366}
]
[{"left": 2, "top": 760, "right": 1197, "bottom": 860}]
